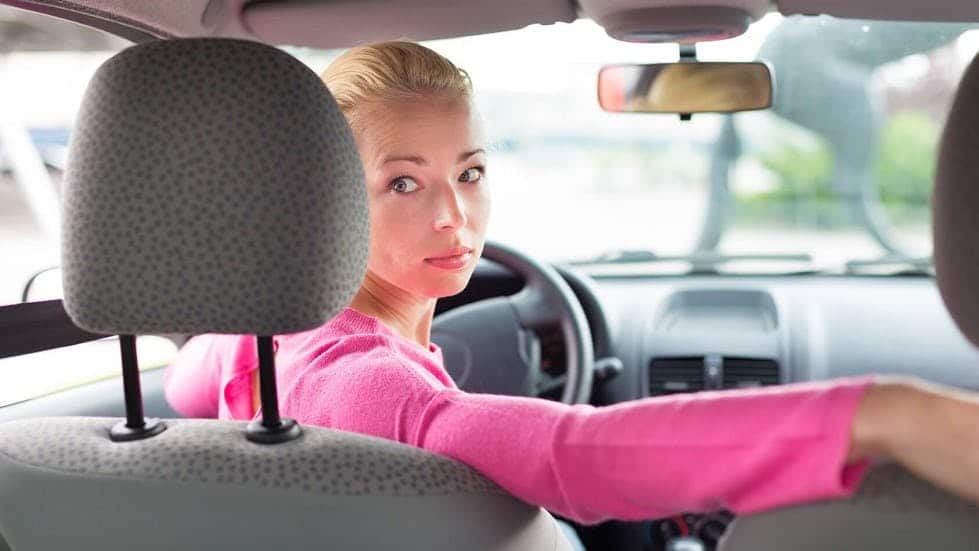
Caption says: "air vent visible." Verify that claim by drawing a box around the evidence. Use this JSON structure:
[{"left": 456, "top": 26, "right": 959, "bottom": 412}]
[
  {"left": 723, "top": 357, "right": 780, "bottom": 389},
  {"left": 649, "top": 357, "right": 705, "bottom": 395},
  {"left": 649, "top": 356, "right": 780, "bottom": 396}
]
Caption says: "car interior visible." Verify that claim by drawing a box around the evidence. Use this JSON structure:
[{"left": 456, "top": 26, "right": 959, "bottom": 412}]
[{"left": 1, "top": 1, "right": 979, "bottom": 550}]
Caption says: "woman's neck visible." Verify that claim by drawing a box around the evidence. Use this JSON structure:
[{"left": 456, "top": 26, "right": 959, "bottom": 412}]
[{"left": 348, "top": 271, "right": 437, "bottom": 349}]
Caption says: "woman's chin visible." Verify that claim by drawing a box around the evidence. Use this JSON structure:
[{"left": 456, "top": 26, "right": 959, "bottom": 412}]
[{"left": 420, "top": 273, "right": 474, "bottom": 299}]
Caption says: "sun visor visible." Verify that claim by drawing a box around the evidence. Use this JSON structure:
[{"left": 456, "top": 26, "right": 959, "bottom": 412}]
[{"left": 242, "top": 0, "right": 577, "bottom": 49}]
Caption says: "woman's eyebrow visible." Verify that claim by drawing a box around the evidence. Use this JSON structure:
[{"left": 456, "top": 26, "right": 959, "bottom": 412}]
[
  {"left": 458, "top": 148, "right": 486, "bottom": 162},
  {"left": 381, "top": 154, "right": 428, "bottom": 166},
  {"left": 380, "top": 149, "right": 485, "bottom": 166}
]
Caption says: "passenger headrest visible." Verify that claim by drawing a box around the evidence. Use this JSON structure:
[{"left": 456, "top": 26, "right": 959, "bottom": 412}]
[
  {"left": 934, "top": 53, "right": 979, "bottom": 348},
  {"left": 61, "top": 39, "right": 369, "bottom": 336}
]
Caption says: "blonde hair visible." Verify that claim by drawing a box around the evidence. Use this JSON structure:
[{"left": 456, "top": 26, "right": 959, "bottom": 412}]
[{"left": 321, "top": 41, "right": 473, "bottom": 134}]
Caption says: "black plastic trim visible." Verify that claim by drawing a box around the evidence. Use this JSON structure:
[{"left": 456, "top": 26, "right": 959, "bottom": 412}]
[{"left": 0, "top": 299, "right": 106, "bottom": 359}]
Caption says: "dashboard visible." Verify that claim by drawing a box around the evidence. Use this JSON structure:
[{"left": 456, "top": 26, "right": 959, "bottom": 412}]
[
  {"left": 441, "top": 260, "right": 979, "bottom": 551},
  {"left": 595, "top": 272, "right": 979, "bottom": 400},
  {"left": 445, "top": 260, "right": 979, "bottom": 403}
]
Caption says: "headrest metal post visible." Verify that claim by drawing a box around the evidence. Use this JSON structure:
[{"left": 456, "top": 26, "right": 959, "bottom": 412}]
[
  {"left": 257, "top": 335, "right": 281, "bottom": 427},
  {"left": 109, "top": 335, "right": 166, "bottom": 442},
  {"left": 246, "top": 335, "right": 302, "bottom": 444}
]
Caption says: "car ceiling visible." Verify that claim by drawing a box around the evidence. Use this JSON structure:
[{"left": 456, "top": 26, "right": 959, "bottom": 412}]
[{"left": 2, "top": 0, "right": 979, "bottom": 47}]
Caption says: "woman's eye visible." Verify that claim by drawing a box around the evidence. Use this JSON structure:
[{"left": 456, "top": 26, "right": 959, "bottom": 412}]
[
  {"left": 390, "top": 177, "right": 419, "bottom": 194},
  {"left": 459, "top": 167, "right": 483, "bottom": 183}
]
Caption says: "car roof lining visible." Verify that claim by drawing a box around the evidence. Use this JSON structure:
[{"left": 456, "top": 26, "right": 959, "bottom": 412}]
[
  {"left": 242, "top": 0, "right": 578, "bottom": 49},
  {"left": 779, "top": 0, "right": 979, "bottom": 22},
  {"left": 1, "top": 0, "right": 170, "bottom": 42},
  {"left": 2, "top": 0, "right": 978, "bottom": 48}
]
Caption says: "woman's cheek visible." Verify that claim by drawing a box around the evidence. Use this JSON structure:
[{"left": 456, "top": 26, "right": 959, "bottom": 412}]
[
  {"left": 369, "top": 200, "right": 414, "bottom": 265},
  {"left": 471, "top": 187, "right": 491, "bottom": 236},
  {"left": 366, "top": 200, "right": 395, "bottom": 267}
]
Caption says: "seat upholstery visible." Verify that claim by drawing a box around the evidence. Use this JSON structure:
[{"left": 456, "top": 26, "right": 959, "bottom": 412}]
[
  {"left": 719, "top": 51, "right": 979, "bottom": 551},
  {"left": 0, "top": 38, "right": 571, "bottom": 550},
  {"left": 60, "top": 38, "right": 370, "bottom": 336},
  {"left": 934, "top": 51, "right": 979, "bottom": 349},
  {"left": 0, "top": 418, "right": 567, "bottom": 549},
  {"left": 718, "top": 463, "right": 979, "bottom": 550}
]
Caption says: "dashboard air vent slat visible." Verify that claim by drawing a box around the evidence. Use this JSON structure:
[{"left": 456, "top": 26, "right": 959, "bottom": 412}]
[
  {"left": 650, "top": 357, "right": 780, "bottom": 396},
  {"left": 649, "top": 357, "right": 705, "bottom": 395},
  {"left": 722, "top": 358, "right": 780, "bottom": 389}
]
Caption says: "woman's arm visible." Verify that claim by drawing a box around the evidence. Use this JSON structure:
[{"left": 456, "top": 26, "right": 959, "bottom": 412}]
[
  {"left": 283, "top": 346, "right": 880, "bottom": 524},
  {"left": 411, "top": 377, "right": 874, "bottom": 524},
  {"left": 163, "top": 335, "right": 237, "bottom": 418},
  {"left": 848, "top": 377, "right": 979, "bottom": 505}
]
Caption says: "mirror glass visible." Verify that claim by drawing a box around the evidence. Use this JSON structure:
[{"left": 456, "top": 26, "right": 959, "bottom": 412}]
[{"left": 598, "top": 62, "right": 773, "bottom": 113}]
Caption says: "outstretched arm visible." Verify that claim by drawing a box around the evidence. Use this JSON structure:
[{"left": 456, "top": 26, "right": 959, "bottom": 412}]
[
  {"left": 283, "top": 345, "right": 876, "bottom": 524},
  {"left": 410, "top": 377, "right": 874, "bottom": 523}
]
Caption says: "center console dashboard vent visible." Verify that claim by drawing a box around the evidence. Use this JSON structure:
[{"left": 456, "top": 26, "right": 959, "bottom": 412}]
[
  {"left": 649, "top": 356, "right": 780, "bottom": 396},
  {"left": 649, "top": 357, "right": 706, "bottom": 395},
  {"left": 723, "top": 357, "right": 779, "bottom": 388}
]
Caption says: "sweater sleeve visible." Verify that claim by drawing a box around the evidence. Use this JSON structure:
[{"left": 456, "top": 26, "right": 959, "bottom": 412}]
[
  {"left": 163, "top": 335, "right": 221, "bottom": 418},
  {"left": 163, "top": 334, "right": 258, "bottom": 419},
  {"left": 282, "top": 342, "right": 874, "bottom": 525}
]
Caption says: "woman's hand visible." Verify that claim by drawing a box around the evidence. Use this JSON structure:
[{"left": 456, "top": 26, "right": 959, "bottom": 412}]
[{"left": 848, "top": 376, "right": 979, "bottom": 504}]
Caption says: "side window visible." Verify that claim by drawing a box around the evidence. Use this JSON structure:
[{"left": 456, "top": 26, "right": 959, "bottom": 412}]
[{"left": 0, "top": 8, "right": 176, "bottom": 407}]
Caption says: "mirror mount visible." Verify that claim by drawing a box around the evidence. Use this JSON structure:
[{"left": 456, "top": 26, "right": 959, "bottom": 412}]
[
  {"left": 678, "top": 44, "right": 697, "bottom": 121},
  {"left": 598, "top": 6, "right": 753, "bottom": 44}
]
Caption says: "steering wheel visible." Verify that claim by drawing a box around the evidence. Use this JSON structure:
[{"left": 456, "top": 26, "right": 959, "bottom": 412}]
[{"left": 431, "top": 241, "right": 594, "bottom": 404}]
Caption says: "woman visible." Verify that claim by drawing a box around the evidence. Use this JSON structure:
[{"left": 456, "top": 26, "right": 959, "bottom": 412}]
[{"left": 165, "top": 41, "right": 979, "bottom": 527}]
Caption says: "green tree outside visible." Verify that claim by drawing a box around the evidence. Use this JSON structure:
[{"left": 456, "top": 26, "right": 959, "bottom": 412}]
[{"left": 735, "top": 110, "right": 938, "bottom": 230}]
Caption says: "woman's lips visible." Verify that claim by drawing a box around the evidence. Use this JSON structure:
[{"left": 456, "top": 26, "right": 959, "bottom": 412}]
[{"left": 425, "top": 247, "right": 473, "bottom": 270}]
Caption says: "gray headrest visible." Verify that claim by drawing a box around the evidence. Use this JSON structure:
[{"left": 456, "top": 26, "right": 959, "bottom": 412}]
[
  {"left": 61, "top": 39, "right": 369, "bottom": 335},
  {"left": 934, "top": 53, "right": 979, "bottom": 348}
]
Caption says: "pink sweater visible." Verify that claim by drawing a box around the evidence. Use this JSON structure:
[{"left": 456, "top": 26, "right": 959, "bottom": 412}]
[{"left": 164, "top": 307, "right": 874, "bottom": 524}]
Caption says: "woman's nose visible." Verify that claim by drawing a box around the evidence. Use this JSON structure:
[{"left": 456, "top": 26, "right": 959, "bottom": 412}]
[{"left": 433, "top": 184, "right": 468, "bottom": 232}]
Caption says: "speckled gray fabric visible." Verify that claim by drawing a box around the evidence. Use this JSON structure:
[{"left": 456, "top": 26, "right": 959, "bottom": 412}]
[
  {"left": 719, "top": 463, "right": 979, "bottom": 551},
  {"left": 61, "top": 39, "right": 369, "bottom": 335},
  {"left": 0, "top": 417, "right": 502, "bottom": 497},
  {"left": 849, "top": 462, "right": 979, "bottom": 515},
  {"left": 0, "top": 417, "right": 570, "bottom": 550},
  {"left": 934, "top": 52, "right": 979, "bottom": 349}
]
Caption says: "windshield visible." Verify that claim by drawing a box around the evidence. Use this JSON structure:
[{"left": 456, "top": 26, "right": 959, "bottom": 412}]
[{"left": 294, "top": 14, "right": 978, "bottom": 273}]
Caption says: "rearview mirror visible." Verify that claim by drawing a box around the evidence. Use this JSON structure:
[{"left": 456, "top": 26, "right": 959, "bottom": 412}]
[{"left": 598, "top": 62, "right": 773, "bottom": 114}]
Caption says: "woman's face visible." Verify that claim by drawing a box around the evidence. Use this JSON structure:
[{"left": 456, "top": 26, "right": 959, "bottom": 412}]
[{"left": 355, "top": 95, "right": 489, "bottom": 299}]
